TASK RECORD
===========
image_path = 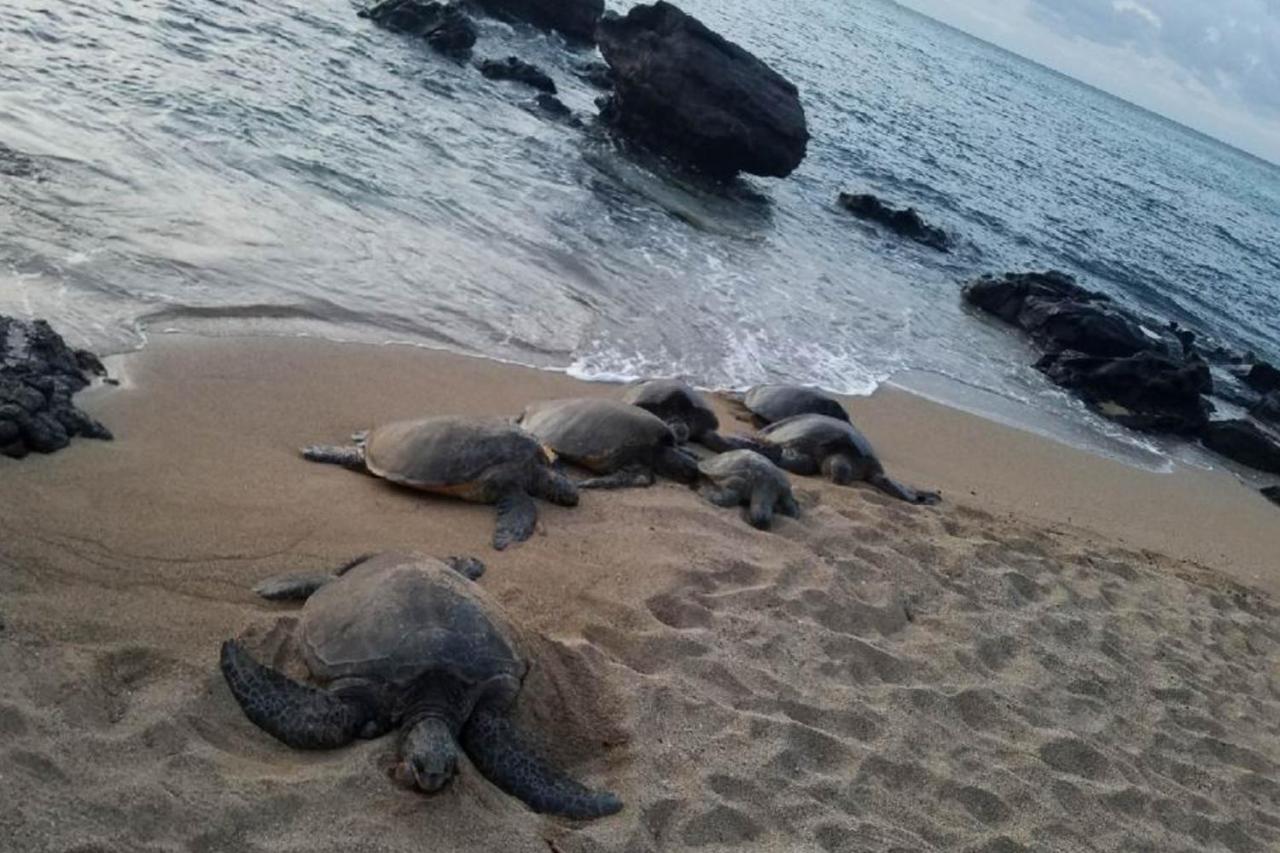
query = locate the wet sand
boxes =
[1,335,1278,852]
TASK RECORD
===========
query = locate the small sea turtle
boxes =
[758,414,939,504]
[220,552,622,820]
[697,450,799,529]
[519,398,698,489]
[303,417,577,550]
[744,384,850,426]
[623,378,764,454]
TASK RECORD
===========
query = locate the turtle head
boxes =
[398,717,458,794]
[822,454,855,486]
[669,419,692,444]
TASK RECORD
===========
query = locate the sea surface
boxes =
[3,0,1280,465]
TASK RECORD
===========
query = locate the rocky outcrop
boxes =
[597,2,809,179]
[1,316,112,458]
[471,0,603,43]
[477,56,556,93]
[1036,350,1211,435]
[359,0,478,55]
[1201,420,1280,475]
[1243,361,1280,395]
[837,193,950,252]
[1262,486,1280,507]
[573,60,614,90]
[1252,393,1280,427]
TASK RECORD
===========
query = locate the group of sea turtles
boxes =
[219,380,939,820]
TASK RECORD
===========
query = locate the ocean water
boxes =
[3,0,1279,461]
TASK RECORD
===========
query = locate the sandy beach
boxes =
[2,334,1279,853]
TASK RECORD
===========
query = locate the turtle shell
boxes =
[744,385,849,425]
[622,380,719,437]
[298,552,526,706]
[759,414,876,462]
[698,449,789,490]
[364,416,545,499]
[520,398,674,473]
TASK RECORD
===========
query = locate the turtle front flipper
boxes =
[220,640,371,749]
[653,446,699,485]
[461,707,622,820]
[494,490,538,550]
[302,444,365,471]
[253,574,336,602]
[868,472,941,505]
[699,430,778,462]
[579,467,654,490]
[699,485,742,509]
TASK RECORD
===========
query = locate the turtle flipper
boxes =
[579,468,654,490]
[868,472,941,505]
[220,640,369,749]
[699,430,778,462]
[302,444,365,471]
[253,574,336,601]
[778,493,801,518]
[461,708,622,820]
[747,487,775,529]
[494,490,538,550]
[653,446,699,485]
[699,485,741,508]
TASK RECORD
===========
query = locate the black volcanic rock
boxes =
[1,315,112,458]
[1202,420,1280,475]
[359,0,477,55]
[477,56,557,93]
[1253,392,1280,426]
[838,193,950,252]
[1262,486,1280,507]
[472,0,603,43]
[1243,361,1280,394]
[964,271,1108,325]
[573,59,614,90]
[597,2,809,179]
[1036,350,1212,435]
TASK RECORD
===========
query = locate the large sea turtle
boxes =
[743,384,851,426]
[697,449,799,529]
[622,379,762,454]
[220,552,622,820]
[303,417,577,550]
[758,414,940,504]
[519,398,699,489]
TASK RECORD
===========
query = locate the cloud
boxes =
[896,0,1280,162]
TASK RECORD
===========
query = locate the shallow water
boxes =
[2,0,1279,462]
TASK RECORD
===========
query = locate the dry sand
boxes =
[1,335,1278,853]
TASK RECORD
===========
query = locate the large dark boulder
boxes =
[1,316,112,458]
[1243,361,1280,394]
[1202,420,1280,475]
[1036,350,1212,435]
[477,56,557,93]
[837,193,950,252]
[1263,486,1280,507]
[359,0,477,55]
[472,0,603,43]
[597,2,809,179]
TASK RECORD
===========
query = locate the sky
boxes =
[895,0,1280,164]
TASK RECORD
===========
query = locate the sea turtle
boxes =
[220,552,622,820]
[758,414,940,504]
[622,378,764,454]
[302,417,577,550]
[743,384,851,426]
[519,398,699,489]
[697,450,799,529]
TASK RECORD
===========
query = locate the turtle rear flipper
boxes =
[868,472,941,505]
[220,640,372,749]
[494,490,538,550]
[579,467,654,490]
[461,707,622,820]
[302,444,365,470]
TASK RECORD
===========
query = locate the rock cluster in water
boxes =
[597,2,809,179]
[472,0,604,44]
[477,56,557,93]
[964,271,1280,478]
[838,193,950,252]
[1,315,113,458]
[359,0,478,55]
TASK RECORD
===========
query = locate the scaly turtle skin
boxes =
[302,417,578,550]
[622,379,767,454]
[697,450,799,529]
[518,398,698,489]
[758,414,940,505]
[743,385,850,426]
[220,552,622,820]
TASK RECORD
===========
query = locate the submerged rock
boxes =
[477,56,557,93]
[1202,420,1280,475]
[472,0,604,44]
[359,0,477,55]
[837,193,950,252]
[597,2,809,179]
[1,315,112,458]
[1037,350,1212,435]
[1262,486,1280,507]
[532,93,576,123]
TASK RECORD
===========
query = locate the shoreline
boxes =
[4,333,1279,852]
